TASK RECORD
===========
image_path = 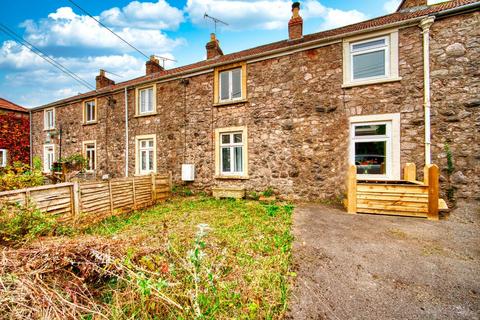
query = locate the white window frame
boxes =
[349,113,400,180]
[136,85,156,116]
[350,36,389,82]
[342,29,400,88]
[43,144,56,173]
[84,100,97,124]
[0,149,7,167]
[44,108,55,130]
[219,68,243,103]
[214,126,248,179]
[135,134,157,175]
[219,132,244,176]
[83,141,97,172]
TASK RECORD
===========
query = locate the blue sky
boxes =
[0,0,401,107]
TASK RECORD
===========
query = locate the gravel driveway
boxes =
[288,201,480,319]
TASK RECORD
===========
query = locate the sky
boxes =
[0,0,402,108]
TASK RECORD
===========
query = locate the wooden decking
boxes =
[346,163,443,220]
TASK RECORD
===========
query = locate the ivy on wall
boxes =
[0,113,30,165]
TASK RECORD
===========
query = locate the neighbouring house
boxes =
[30,0,479,201]
[0,97,30,167]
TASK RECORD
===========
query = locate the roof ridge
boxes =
[36,0,478,109]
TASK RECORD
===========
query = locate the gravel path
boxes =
[288,201,480,319]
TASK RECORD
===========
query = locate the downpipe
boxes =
[420,16,435,165]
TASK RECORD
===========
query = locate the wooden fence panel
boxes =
[0,174,171,224]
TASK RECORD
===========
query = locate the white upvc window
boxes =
[43,144,55,173]
[349,114,400,180]
[44,108,55,130]
[219,68,242,102]
[350,36,389,81]
[84,100,96,123]
[138,87,155,115]
[135,135,156,175]
[83,141,96,171]
[342,30,400,87]
[0,149,7,167]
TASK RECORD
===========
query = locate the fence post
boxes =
[427,164,439,221]
[403,163,416,182]
[132,177,137,210]
[347,165,357,214]
[151,173,156,204]
[72,182,80,224]
[108,180,114,214]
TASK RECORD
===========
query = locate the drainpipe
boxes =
[420,16,435,165]
[29,109,32,167]
[124,87,129,177]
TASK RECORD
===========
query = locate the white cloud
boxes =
[383,0,401,13]
[21,6,184,54]
[100,0,184,30]
[185,0,368,31]
[0,41,177,107]
[319,8,367,30]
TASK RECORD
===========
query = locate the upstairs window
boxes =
[44,108,55,130]
[214,62,247,105]
[0,149,6,167]
[137,86,155,115]
[342,31,400,87]
[219,68,242,102]
[84,100,96,124]
[351,36,389,81]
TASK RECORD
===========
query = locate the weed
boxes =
[262,187,275,197]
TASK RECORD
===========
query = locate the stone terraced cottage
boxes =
[30,0,479,201]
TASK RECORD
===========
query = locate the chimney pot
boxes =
[146,55,164,75]
[288,2,303,41]
[206,33,223,59]
[95,69,115,90]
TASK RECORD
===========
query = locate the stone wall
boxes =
[31,11,479,201]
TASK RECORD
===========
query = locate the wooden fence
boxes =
[0,173,171,224]
[346,163,442,220]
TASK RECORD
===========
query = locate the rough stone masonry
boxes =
[30,8,479,201]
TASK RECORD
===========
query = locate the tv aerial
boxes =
[203,13,229,34]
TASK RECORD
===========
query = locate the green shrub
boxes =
[172,185,194,197]
[0,202,56,245]
[0,161,44,191]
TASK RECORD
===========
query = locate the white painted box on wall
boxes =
[181,164,195,181]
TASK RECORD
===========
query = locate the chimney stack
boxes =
[146,55,164,75]
[206,33,224,59]
[288,2,303,40]
[95,69,115,90]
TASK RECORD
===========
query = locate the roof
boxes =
[0,97,28,113]
[37,0,479,109]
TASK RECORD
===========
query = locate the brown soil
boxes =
[288,201,480,319]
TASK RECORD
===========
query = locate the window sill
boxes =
[83,121,98,126]
[214,99,247,107]
[342,77,402,88]
[134,112,158,118]
[215,175,249,180]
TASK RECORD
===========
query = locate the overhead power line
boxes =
[66,0,150,60]
[0,23,95,91]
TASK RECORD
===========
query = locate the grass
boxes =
[86,196,294,319]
